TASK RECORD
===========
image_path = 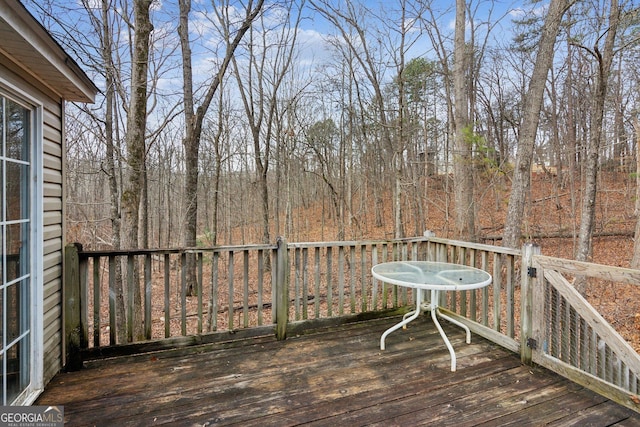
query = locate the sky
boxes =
[22,0,539,123]
[292,0,532,59]
[165,0,535,93]
[23,0,536,84]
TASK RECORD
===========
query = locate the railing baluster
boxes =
[271,248,277,325]
[163,253,170,338]
[198,252,204,334]
[350,245,356,314]
[180,252,187,336]
[92,256,101,348]
[381,244,389,309]
[506,254,514,338]
[469,249,477,322]
[211,252,219,331]
[314,247,320,318]
[228,251,234,331]
[481,251,489,327]
[108,255,116,345]
[126,254,134,342]
[360,245,367,313]
[294,248,301,320]
[371,245,379,310]
[243,250,249,328]
[257,249,264,325]
[302,248,308,320]
[492,252,502,332]
[326,247,333,317]
[338,246,345,316]
[144,254,152,340]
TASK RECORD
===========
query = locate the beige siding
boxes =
[43,224,61,242]
[43,325,62,383]
[43,266,62,296]
[43,196,62,213]
[43,211,62,227]
[43,182,62,198]
[43,126,62,155]
[43,168,62,185]
[43,152,62,172]
[42,98,65,385]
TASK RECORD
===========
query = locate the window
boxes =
[0,94,32,405]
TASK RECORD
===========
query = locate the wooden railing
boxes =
[525,249,640,412]
[63,235,640,411]
[64,236,520,349]
[64,242,279,353]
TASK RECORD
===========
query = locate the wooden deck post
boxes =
[64,243,85,371]
[275,236,289,340]
[520,242,540,365]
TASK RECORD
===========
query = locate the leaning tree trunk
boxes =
[178,0,264,295]
[575,0,619,269]
[502,0,575,249]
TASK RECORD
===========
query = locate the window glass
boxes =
[5,337,29,404]
[5,161,28,222]
[5,223,27,284]
[6,99,28,162]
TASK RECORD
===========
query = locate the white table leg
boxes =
[430,289,457,372]
[436,310,471,344]
[401,287,427,325]
[380,288,423,350]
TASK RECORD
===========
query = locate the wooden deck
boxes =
[36,316,640,426]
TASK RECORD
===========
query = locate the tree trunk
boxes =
[101,0,126,344]
[121,0,153,342]
[452,0,475,241]
[633,118,640,267]
[575,0,620,266]
[178,0,264,293]
[502,0,575,248]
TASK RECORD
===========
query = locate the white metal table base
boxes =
[380,288,471,372]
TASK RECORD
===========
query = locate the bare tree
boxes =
[452,0,475,241]
[502,0,576,248]
[178,0,264,295]
[311,0,407,238]
[99,0,126,343]
[120,0,153,341]
[575,0,621,266]
[231,0,302,248]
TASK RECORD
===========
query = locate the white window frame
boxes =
[0,79,44,406]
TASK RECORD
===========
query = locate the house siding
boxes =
[41,104,65,386]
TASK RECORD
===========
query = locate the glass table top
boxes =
[371,261,492,291]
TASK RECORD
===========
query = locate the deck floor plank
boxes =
[36,316,640,426]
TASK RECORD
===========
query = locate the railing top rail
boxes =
[74,236,522,258]
[424,236,522,256]
[77,243,277,258]
[286,237,432,249]
[535,254,640,285]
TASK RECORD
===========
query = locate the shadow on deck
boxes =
[37,316,640,426]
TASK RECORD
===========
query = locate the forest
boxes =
[24,0,640,267]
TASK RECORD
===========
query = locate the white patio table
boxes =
[371,261,492,371]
